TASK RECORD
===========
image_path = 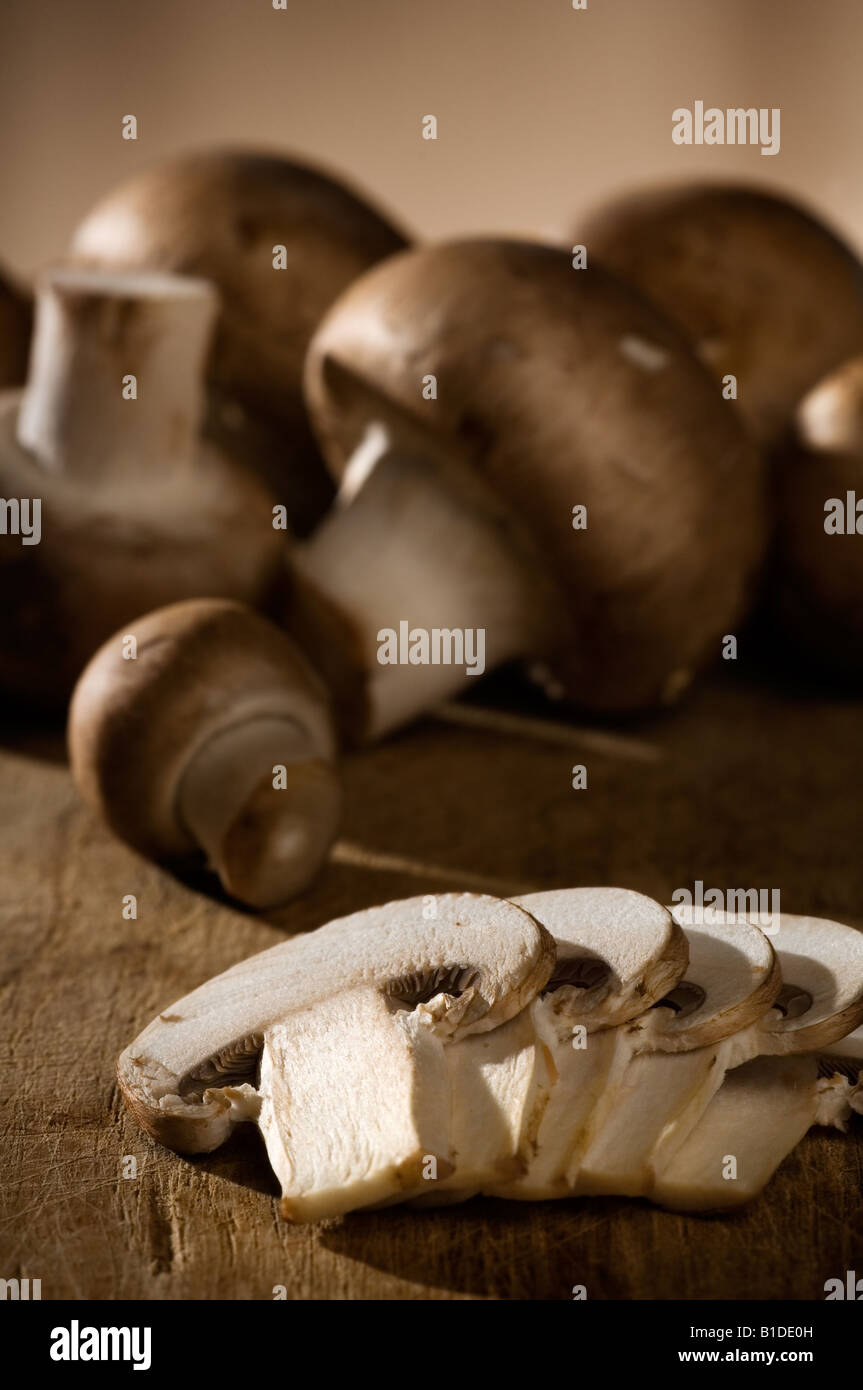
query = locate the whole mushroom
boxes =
[573,183,863,447]
[0,266,285,705]
[68,599,341,909]
[69,150,409,533]
[284,238,766,738]
[0,264,31,387]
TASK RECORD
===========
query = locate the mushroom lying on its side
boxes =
[0,265,31,388]
[68,600,341,910]
[573,183,863,447]
[69,150,409,534]
[116,894,555,1181]
[288,239,766,739]
[0,268,285,705]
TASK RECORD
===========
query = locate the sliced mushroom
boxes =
[0,264,31,388]
[574,183,863,446]
[768,357,863,677]
[116,893,555,1157]
[68,599,341,909]
[0,268,284,705]
[290,239,765,738]
[417,888,689,1204]
[594,908,863,1195]
[750,912,863,1054]
[573,916,780,1196]
[820,1025,863,1112]
[652,1054,855,1212]
[257,984,458,1221]
[70,150,409,534]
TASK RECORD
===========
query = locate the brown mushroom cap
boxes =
[69,151,410,531]
[0,266,32,388]
[576,183,863,446]
[305,238,766,712]
[68,599,340,906]
[769,356,863,675]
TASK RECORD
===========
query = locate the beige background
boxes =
[0,0,861,276]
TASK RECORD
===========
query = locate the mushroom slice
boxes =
[257,985,457,1221]
[117,893,554,1157]
[819,1024,863,1109]
[69,599,342,909]
[652,1054,855,1212]
[593,908,863,1197]
[572,917,780,1195]
[414,888,688,1204]
[666,908,863,1060]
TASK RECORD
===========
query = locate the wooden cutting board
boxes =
[1,668,861,1300]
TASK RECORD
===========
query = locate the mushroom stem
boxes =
[292,422,541,739]
[177,715,341,907]
[17,267,216,490]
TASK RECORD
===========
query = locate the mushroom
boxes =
[414,887,689,1205]
[651,1054,855,1212]
[115,894,555,1183]
[577,908,863,1197]
[0,266,285,704]
[288,238,765,736]
[69,150,409,535]
[573,183,863,447]
[68,599,341,909]
[767,357,863,677]
[0,264,31,387]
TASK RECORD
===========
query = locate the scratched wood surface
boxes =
[1,664,861,1301]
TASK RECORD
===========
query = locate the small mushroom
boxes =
[291,238,765,736]
[69,150,409,534]
[68,599,341,910]
[418,887,689,1205]
[768,357,863,677]
[0,267,285,704]
[574,183,863,447]
[0,264,31,387]
[116,893,555,1173]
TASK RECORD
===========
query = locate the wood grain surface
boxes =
[1,666,861,1301]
